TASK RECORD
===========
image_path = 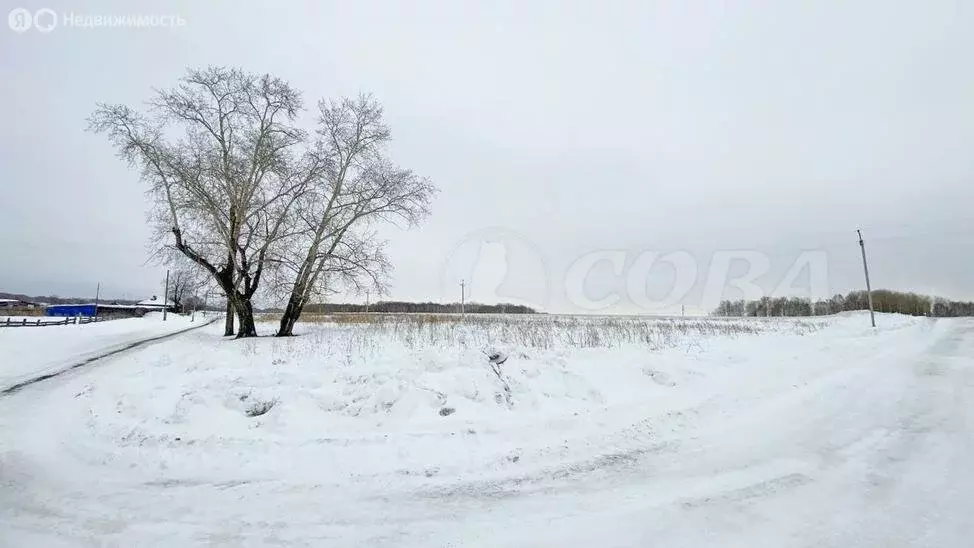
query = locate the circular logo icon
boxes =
[33,8,57,32]
[439,226,550,312]
[8,7,32,32]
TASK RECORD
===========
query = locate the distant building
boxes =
[47,296,175,318]
[46,304,98,317]
[136,296,175,310]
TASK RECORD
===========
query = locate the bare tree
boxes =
[90,69,434,338]
[89,67,325,337]
[274,96,436,336]
[166,266,206,313]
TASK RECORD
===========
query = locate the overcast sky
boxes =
[1,0,972,313]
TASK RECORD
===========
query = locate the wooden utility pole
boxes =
[94,282,100,318]
[460,279,465,316]
[163,269,170,321]
[857,229,876,327]
[365,292,370,314]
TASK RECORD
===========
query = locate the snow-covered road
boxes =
[0,313,202,392]
[1,315,972,546]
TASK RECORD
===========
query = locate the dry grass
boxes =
[258,313,465,325]
[257,313,823,350]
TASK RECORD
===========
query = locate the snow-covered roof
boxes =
[136,297,175,307]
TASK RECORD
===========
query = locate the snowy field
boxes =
[1,312,973,546]
[0,312,201,392]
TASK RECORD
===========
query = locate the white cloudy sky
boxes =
[1,0,972,313]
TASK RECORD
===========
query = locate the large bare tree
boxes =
[90,69,433,338]
[89,67,325,337]
[274,96,436,336]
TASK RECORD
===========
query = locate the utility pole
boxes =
[365,291,370,314]
[857,229,876,327]
[163,269,170,321]
[94,282,100,319]
[460,279,465,316]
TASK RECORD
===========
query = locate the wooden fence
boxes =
[1,316,110,328]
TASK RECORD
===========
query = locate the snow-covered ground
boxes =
[0,312,202,391]
[1,312,972,546]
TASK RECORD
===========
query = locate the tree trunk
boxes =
[233,296,258,338]
[224,299,235,336]
[276,293,303,337]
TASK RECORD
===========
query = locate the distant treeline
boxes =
[288,301,538,315]
[713,290,974,318]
